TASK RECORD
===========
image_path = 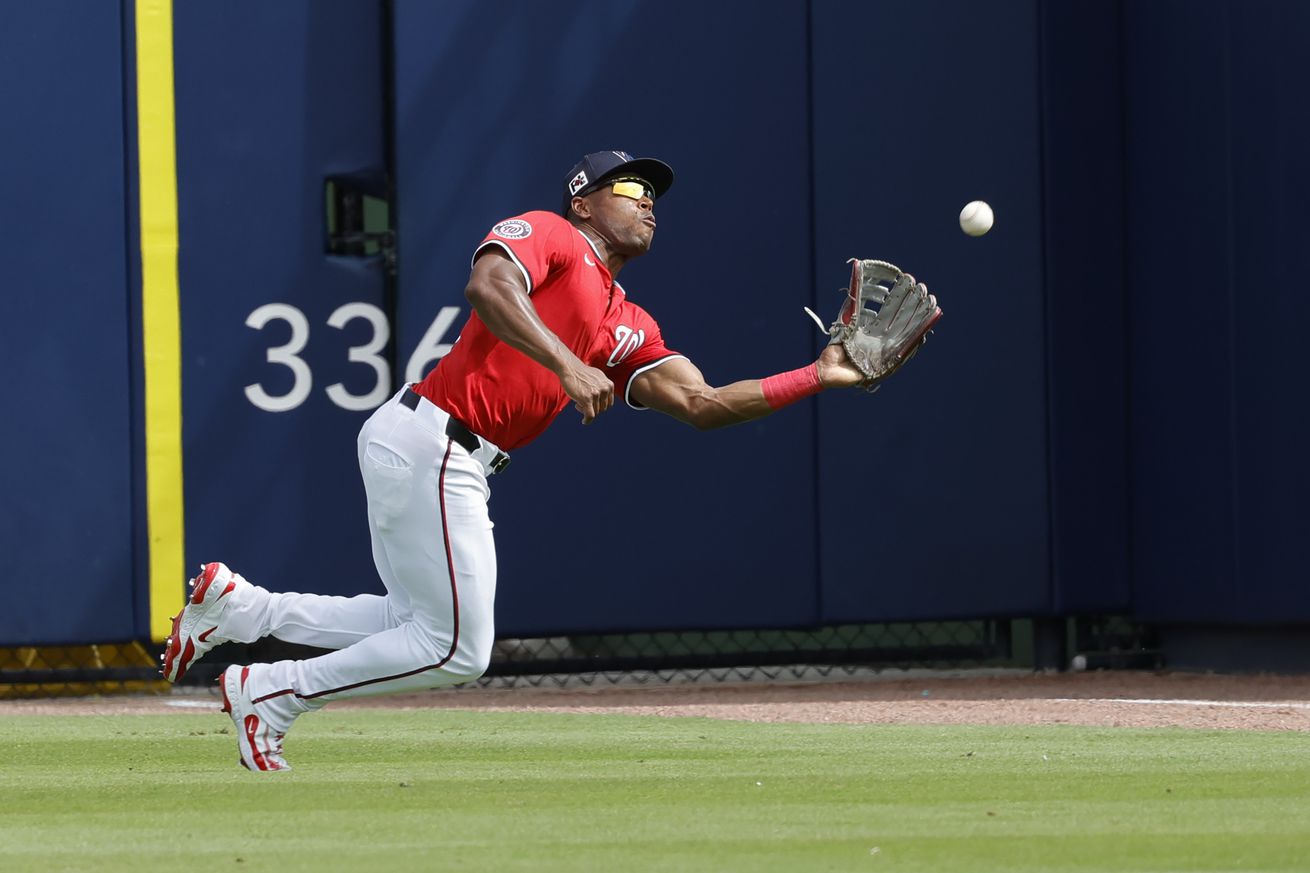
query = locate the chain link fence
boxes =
[482,621,1014,687]
[0,616,1160,698]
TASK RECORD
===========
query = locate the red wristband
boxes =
[760,363,823,410]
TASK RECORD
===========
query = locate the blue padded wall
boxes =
[812,0,1051,622]
[1124,1,1234,623]
[1125,0,1310,624]
[1223,1,1310,623]
[0,2,136,644]
[16,0,1310,650]
[1039,0,1131,614]
[392,0,818,635]
[173,2,387,597]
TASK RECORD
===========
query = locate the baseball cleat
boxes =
[220,665,291,772]
[161,562,246,683]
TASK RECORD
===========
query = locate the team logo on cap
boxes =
[568,171,589,195]
[491,219,532,240]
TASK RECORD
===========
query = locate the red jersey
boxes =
[416,211,684,451]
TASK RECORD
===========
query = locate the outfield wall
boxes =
[1,1,138,644]
[2,1,1307,662]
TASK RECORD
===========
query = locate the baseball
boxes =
[959,200,994,237]
[1070,654,1088,672]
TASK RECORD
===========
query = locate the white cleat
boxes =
[161,562,246,683]
[220,665,291,772]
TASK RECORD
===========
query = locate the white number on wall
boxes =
[405,305,462,384]
[244,303,312,413]
[325,303,391,411]
[244,304,464,412]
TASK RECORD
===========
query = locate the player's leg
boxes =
[221,587,397,648]
[247,442,497,706]
[223,418,427,649]
[164,407,419,683]
[217,497,421,653]
[221,393,497,769]
[161,556,405,683]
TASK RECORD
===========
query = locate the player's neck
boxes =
[576,222,627,277]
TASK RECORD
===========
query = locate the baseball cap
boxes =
[562,150,674,214]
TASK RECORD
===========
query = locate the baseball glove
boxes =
[827,258,941,388]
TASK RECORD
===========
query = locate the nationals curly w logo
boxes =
[606,324,646,367]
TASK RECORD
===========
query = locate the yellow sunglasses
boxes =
[606,177,655,202]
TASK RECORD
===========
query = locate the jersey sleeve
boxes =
[605,302,687,410]
[471,211,574,294]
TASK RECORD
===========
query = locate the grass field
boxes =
[2,708,1308,872]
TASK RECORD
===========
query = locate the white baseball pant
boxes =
[219,387,500,716]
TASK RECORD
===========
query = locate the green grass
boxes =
[1,709,1308,872]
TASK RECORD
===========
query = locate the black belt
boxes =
[401,389,510,474]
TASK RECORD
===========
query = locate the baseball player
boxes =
[162,150,935,771]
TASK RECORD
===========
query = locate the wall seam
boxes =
[382,0,401,391]
[1117,0,1137,622]
[120,0,146,640]
[1222,0,1241,612]
[805,0,823,626]
[1035,0,1058,619]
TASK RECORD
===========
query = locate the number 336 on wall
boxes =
[243,302,461,413]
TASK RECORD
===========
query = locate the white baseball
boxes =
[1070,654,1088,672]
[959,200,994,237]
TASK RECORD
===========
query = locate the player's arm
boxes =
[630,345,867,430]
[464,248,614,423]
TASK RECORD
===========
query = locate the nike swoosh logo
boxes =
[198,627,217,642]
[584,254,596,267]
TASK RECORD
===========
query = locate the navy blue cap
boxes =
[562,150,674,214]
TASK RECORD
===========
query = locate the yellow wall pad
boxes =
[135,0,185,642]
[0,643,168,699]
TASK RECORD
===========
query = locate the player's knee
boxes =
[450,637,492,682]
[420,628,491,684]
[412,609,492,682]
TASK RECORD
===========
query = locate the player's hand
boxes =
[815,343,871,389]
[559,362,615,424]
